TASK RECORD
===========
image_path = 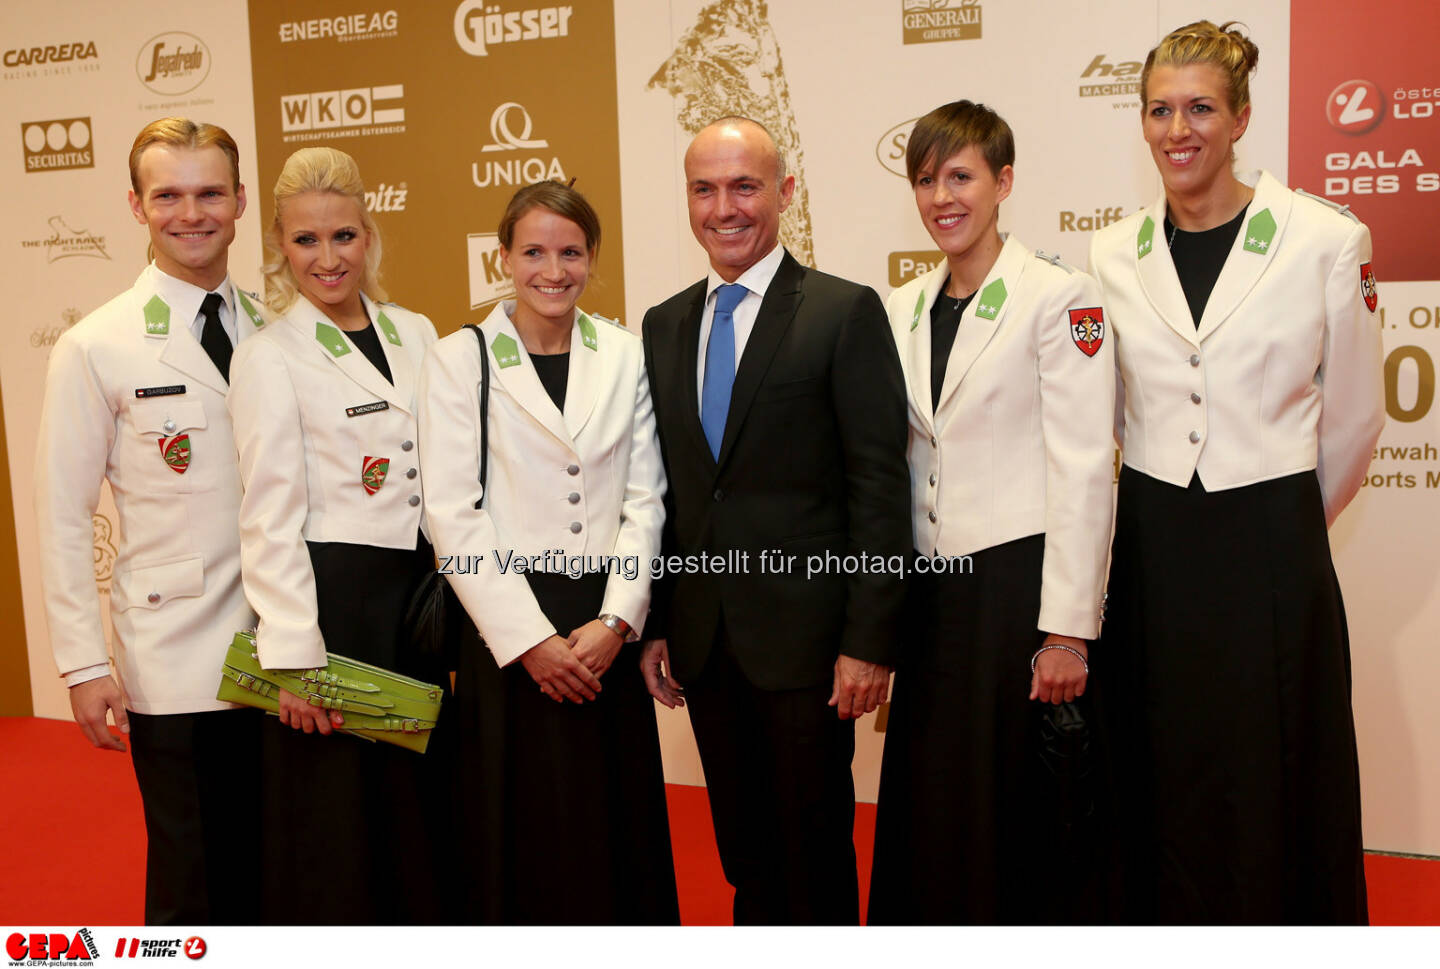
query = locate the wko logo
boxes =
[454,2,574,56]
[472,102,565,188]
[6,930,99,964]
[20,118,93,172]
[136,32,210,96]
[467,232,515,309]
[280,85,404,142]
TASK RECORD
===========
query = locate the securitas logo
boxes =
[279,10,399,43]
[471,102,566,188]
[280,85,404,143]
[1078,54,1141,99]
[6,929,99,965]
[453,2,574,57]
[136,32,210,96]
[1327,79,1385,134]
[20,118,93,172]
[901,0,981,46]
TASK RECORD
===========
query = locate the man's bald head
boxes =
[683,116,796,282]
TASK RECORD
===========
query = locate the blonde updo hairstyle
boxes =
[1141,20,1260,116]
[262,146,387,314]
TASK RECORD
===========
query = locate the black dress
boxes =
[1095,215,1368,924]
[868,287,1102,925]
[259,323,456,925]
[452,350,680,925]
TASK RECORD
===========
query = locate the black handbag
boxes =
[405,324,490,662]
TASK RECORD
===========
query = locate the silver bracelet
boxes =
[1030,644,1089,674]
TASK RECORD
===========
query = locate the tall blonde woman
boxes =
[229,147,449,924]
[867,101,1116,924]
[419,181,677,924]
[1089,21,1383,924]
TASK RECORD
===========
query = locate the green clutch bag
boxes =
[217,630,443,754]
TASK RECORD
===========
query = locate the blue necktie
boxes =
[700,283,748,459]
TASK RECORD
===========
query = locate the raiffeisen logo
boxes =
[1327,79,1385,134]
[453,2,574,57]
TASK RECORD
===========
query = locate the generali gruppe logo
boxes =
[136,32,210,96]
[280,85,404,142]
[901,0,981,46]
[20,118,93,172]
[6,930,99,965]
[472,102,566,188]
[453,2,574,57]
[1327,79,1385,134]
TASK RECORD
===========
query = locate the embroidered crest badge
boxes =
[362,456,390,495]
[1068,307,1105,357]
[158,434,191,473]
[1360,262,1378,313]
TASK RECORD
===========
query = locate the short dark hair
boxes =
[497,180,601,255]
[904,100,1014,185]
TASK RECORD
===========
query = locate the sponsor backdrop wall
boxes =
[3,0,1437,856]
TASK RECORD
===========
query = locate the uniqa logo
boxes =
[875,119,917,178]
[472,102,565,187]
[1326,79,1384,135]
[136,32,209,96]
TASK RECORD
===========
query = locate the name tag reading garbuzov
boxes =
[135,385,186,398]
[345,401,390,418]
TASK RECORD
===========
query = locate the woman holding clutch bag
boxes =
[866,100,1117,924]
[419,180,678,924]
[229,146,449,924]
[1089,21,1382,923]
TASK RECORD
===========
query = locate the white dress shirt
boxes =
[694,243,786,407]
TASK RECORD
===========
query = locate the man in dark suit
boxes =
[640,117,910,924]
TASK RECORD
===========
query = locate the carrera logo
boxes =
[20,118,93,172]
[6,929,99,964]
[1327,79,1384,134]
[453,2,574,57]
[3,41,97,67]
[136,32,210,96]
[281,86,404,141]
[472,102,566,188]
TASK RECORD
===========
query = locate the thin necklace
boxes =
[1167,220,1179,250]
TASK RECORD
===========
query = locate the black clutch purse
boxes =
[405,324,489,662]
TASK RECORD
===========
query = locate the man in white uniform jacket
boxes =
[33,119,264,924]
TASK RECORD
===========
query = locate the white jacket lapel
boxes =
[1134,195,1200,347]
[1196,171,1291,343]
[482,303,573,450]
[934,235,1026,415]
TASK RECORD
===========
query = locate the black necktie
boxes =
[198,292,232,381]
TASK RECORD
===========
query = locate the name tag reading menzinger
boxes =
[346,401,390,418]
[135,385,186,398]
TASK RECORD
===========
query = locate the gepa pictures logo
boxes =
[6,929,99,964]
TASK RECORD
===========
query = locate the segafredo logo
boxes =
[136,32,210,96]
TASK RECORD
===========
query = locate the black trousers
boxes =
[127,707,262,925]
[683,629,859,925]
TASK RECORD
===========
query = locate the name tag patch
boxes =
[136,385,186,398]
[346,401,390,418]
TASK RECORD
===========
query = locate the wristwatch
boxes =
[598,613,633,641]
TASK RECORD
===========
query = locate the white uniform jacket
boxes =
[1089,170,1385,526]
[229,293,436,669]
[418,302,666,668]
[886,236,1116,639]
[34,264,267,713]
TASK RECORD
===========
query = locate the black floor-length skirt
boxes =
[868,536,1104,925]
[259,536,456,925]
[453,570,680,925]
[1095,467,1368,925]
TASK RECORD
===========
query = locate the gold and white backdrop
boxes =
[3,0,1437,857]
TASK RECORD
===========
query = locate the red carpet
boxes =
[1,715,1435,926]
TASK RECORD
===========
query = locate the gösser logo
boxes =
[1326,79,1384,134]
[453,2,574,57]
[20,117,93,172]
[136,32,210,96]
[472,102,565,188]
